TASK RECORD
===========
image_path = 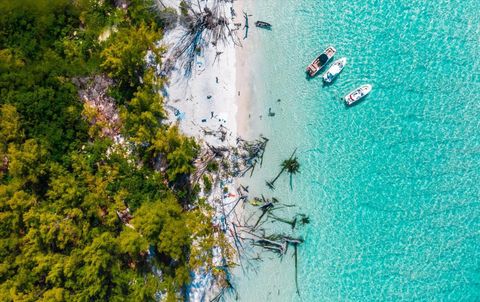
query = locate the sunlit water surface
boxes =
[230,1,480,301]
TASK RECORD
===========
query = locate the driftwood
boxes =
[187,130,306,300]
[247,231,303,256]
[252,201,274,229]
[236,136,268,177]
[269,213,310,230]
[293,242,300,296]
[226,188,247,217]
[190,132,268,190]
[228,190,308,299]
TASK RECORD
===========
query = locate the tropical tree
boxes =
[267,150,300,190]
[100,22,163,94]
[0,0,217,300]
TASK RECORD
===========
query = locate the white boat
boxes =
[322,57,347,83]
[344,84,372,105]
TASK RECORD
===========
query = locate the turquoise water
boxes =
[231,0,480,301]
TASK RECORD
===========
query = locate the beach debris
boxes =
[207,95,212,99]
[247,231,304,256]
[73,75,121,139]
[294,242,300,296]
[181,127,303,300]
[269,213,310,230]
[268,107,275,117]
[218,125,227,141]
[235,136,269,177]
[115,207,134,229]
[226,187,248,217]
[227,191,308,298]
[253,202,274,229]
[213,51,223,64]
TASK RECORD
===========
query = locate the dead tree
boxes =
[235,136,269,177]
[162,0,242,77]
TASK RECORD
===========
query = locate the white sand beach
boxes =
[234,0,253,139]
[158,1,254,300]
[161,2,239,146]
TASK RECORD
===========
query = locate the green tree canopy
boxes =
[0,0,216,301]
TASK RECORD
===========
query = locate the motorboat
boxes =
[255,21,272,29]
[306,46,336,77]
[344,84,372,105]
[322,57,347,83]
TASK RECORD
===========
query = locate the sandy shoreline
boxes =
[234,0,264,141]
[161,0,254,144]
[161,4,237,147]
[159,1,254,300]
[233,0,251,139]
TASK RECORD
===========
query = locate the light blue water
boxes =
[231,0,480,301]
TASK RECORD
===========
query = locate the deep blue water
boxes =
[232,0,480,301]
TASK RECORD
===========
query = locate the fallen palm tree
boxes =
[268,213,310,230]
[266,149,300,190]
[230,193,308,297]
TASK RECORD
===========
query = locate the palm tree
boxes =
[266,149,300,190]
[284,156,300,190]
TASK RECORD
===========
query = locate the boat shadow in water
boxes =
[322,74,343,87]
[322,79,336,87]
[305,72,317,81]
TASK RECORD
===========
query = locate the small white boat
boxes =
[322,57,347,83]
[344,84,372,105]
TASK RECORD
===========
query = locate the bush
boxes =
[179,1,189,16]
[158,7,178,30]
[206,160,219,172]
[203,175,212,193]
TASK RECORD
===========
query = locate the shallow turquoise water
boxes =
[231,0,480,301]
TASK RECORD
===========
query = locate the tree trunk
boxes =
[271,166,286,185]
[294,243,300,296]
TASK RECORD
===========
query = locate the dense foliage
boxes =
[0,0,218,300]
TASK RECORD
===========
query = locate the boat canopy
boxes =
[318,53,329,65]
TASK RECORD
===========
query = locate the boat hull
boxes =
[344,84,372,105]
[322,57,347,83]
[255,21,272,29]
[306,46,336,77]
